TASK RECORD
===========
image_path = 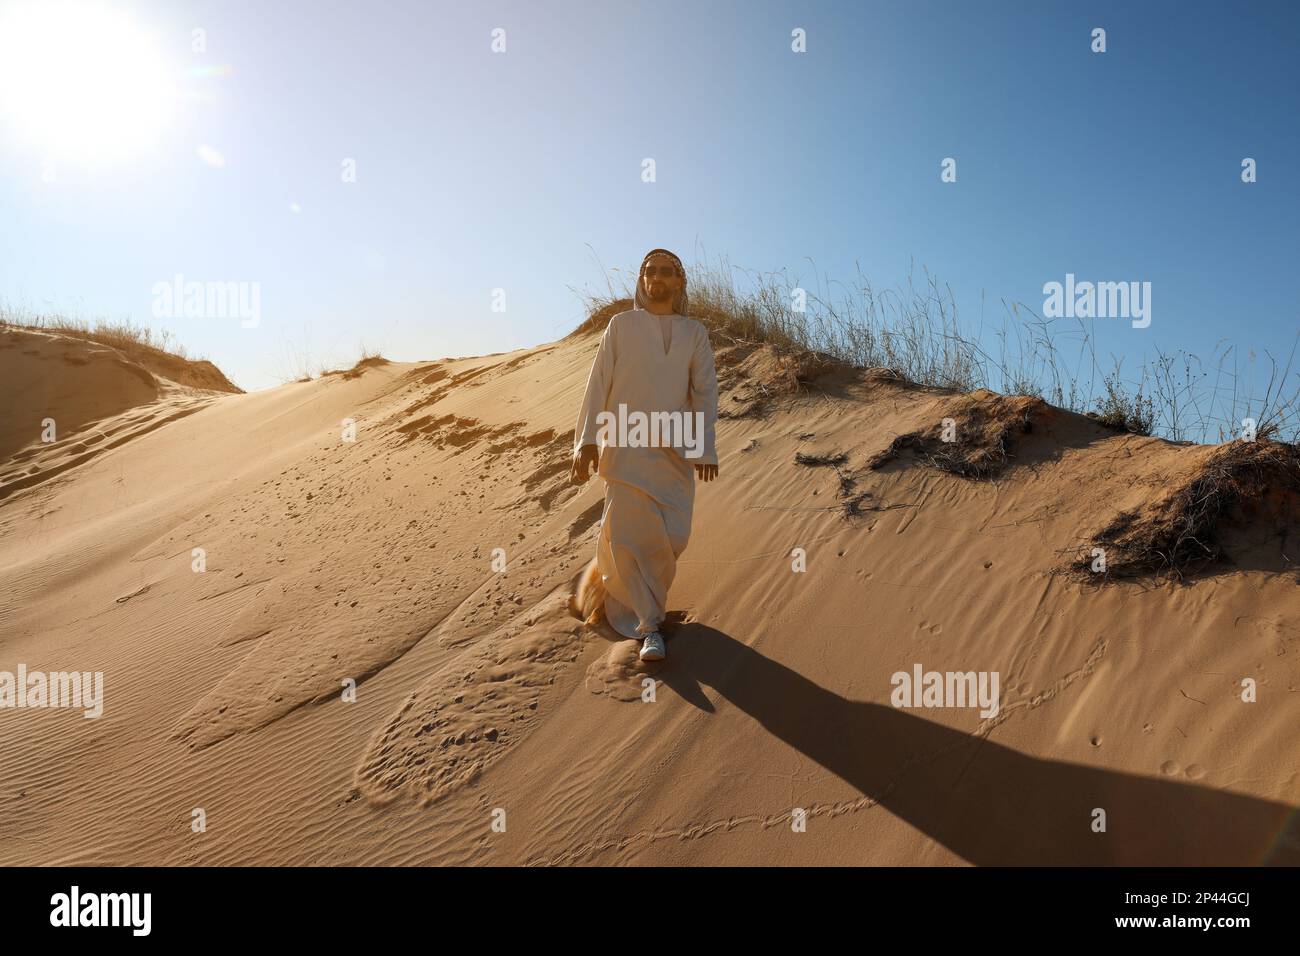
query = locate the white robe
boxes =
[573,309,719,638]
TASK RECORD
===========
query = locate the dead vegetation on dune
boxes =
[794,450,848,467]
[322,353,392,380]
[716,342,857,420]
[784,391,1049,522]
[793,449,882,519]
[868,392,1047,480]
[1,312,242,393]
[1071,437,1300,580]
[571,254,1300,445]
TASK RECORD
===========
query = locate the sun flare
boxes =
[0,1,176,164]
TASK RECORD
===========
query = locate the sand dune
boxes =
[2,321,1298,866]
[0,327,239,502]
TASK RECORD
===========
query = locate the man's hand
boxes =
[695,463,718,482]
[570,443,600,484]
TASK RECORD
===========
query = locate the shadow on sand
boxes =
[656,622,1300,866]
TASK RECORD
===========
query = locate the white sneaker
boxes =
[638,632,667,662]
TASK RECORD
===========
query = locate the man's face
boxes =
[641,255,681,304]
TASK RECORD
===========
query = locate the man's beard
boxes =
[645,281,673,302]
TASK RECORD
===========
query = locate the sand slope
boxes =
[1,327,1298,866]
[0,327,238,502]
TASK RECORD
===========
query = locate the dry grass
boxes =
[569,251,1300,445]
[322,347,391,380]
[1089,371,1156,436]
[1073,437,1300,579]
[2,307,193,358]
[794,450,848,467]
[1,306,241,393]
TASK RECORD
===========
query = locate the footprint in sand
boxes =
[585,639,656,701]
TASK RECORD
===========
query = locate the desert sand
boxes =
[1,315,1298,866]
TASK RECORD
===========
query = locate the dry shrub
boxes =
[868,393,1045,480]
[794,450,848,467]
[1074,438,1300,579]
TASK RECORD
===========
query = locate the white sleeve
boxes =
[573,319,616,455]
[688,324,719,465]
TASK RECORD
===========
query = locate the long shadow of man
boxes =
[656,623,1300,866]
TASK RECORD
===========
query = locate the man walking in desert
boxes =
[570,248,719,662]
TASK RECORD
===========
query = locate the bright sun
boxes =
[0,2,176,164]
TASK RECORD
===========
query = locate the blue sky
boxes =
[1,0,1296,397]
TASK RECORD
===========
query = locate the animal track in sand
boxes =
[533,637,1115,865]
